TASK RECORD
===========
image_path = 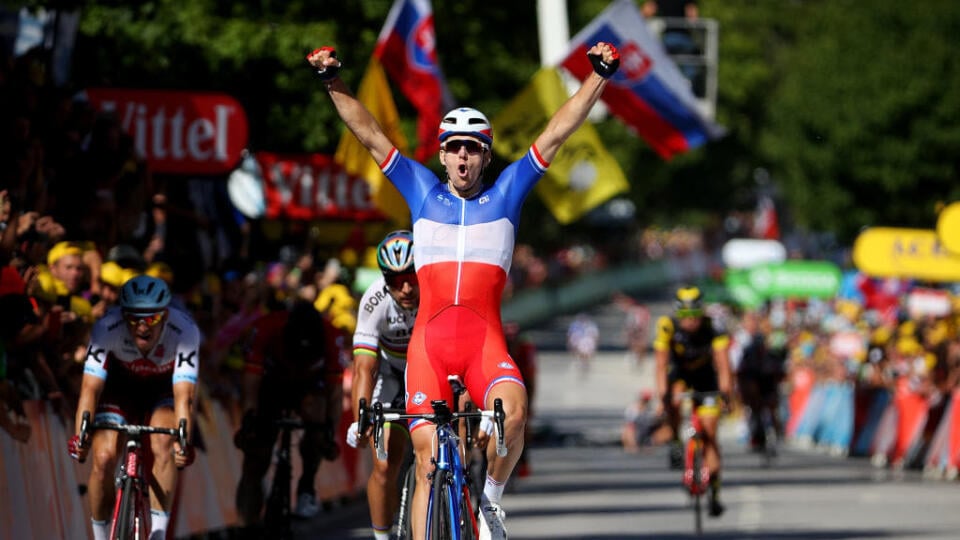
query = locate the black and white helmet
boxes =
[376,230,414,276]
[438,107,493,146]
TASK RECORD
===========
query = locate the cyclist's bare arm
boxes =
[712,344,733,397]
[351,353,379,445]
[70,374,105,461]
[307,48,393,164]
[534,42,616,163]
[172,381,195,466]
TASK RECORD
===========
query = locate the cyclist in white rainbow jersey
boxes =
[348,230,419,540]
[309,41,620,540]
[68,275,199,540]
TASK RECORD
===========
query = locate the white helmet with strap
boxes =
[438,107,493,146]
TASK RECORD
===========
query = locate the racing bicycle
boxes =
[363,379,506,540]
[77,411,188,540]
[263,414,304,540]
[676,391,721,536]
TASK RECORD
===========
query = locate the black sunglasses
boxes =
[386,272,418,290]
[442,139,486,154]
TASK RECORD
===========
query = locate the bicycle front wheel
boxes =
[429,470,452,540]
[114,477,137,540]
[692,442,704,535]
[397,464,417,540]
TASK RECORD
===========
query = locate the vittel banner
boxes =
[85,88,249,175]
[256,152,386,221]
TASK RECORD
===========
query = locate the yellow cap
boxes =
[100,261,126,288]
[145,262,174,285]
[47,241,83,267]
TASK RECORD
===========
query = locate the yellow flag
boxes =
[492,67,629,224]
[334,59,410,226]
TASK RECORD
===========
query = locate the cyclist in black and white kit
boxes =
[347,230,419,540]
[68,275,199,540]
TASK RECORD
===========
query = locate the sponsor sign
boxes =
[746,261,841,299]
[257,152,387,221]
[830,331,865,360]
[85,88,248,175]
[723,269,764,308]
[936,202,960,255]
[853,227,960,282]
[721,238,787,269]
[906,288,952,318]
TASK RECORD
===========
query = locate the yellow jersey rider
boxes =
[654,285,732,517]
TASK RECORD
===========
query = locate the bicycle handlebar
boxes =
[78,411,189,463]
[363,398,507,461]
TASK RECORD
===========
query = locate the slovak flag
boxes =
[374,0,453,163]
[560,0,724,159]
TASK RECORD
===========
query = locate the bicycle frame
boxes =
[78,411,186,540]
[676,391,719,536]
[364,396,506,540]
[264,416,304,540]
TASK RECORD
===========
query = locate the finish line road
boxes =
[291,352,960,540]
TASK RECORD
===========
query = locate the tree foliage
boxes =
[56,0,960,244]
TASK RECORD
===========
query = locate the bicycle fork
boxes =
[682,426,710,495]
[109,441,148,539]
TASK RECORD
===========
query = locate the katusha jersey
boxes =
[380,146,547,420]
[83,306,200,387]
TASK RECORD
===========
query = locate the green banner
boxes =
[747,260,842,299]
[724,269,765,308]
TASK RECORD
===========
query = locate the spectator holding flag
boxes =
[307,39,620,540]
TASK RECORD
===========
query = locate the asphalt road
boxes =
[291,351,960,540]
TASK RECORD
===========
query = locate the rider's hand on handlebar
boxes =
[475,416,494,448]
[67,433,87,462]
[174,441,195,469]
[346,421,361,449]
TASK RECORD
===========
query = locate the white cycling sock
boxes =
[91,518,110,540]
[148,509,170,540]
[482,475,506,505]
[373,530,391,540]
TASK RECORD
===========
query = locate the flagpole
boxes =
[536,0,569,66]
[537,0,607,121]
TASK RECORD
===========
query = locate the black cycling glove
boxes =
[588,45,620,79]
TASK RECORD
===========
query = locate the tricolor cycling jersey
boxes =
[380,146,547,418]
[353,276,417,374]
[83,306,200,386]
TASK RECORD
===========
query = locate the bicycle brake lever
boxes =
[493,398,507,458]
[177,419,188,455]
[373,402,388,461]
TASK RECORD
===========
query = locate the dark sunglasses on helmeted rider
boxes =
[386,272,418,290]
[441,139,487,154]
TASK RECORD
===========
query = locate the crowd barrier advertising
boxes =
[937,202,960,255]
[852,227,960,282]
[0,396,370,540]
[84,88,249,176]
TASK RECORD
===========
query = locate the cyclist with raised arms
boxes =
[68,275,199,540]
[308,40,620,539]
[654,285,732,518]
[347,230,419,540]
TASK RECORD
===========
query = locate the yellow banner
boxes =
[492,68,628,224]
[936,201,960,255]
[852,227,960,282]
[334,59,410,226]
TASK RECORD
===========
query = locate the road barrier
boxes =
[0,395,369,539]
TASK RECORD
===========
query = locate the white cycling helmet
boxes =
[438,107,493,146]
[377,230,415,276]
